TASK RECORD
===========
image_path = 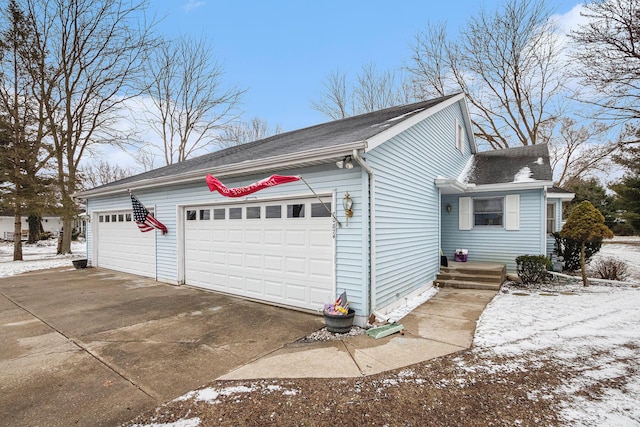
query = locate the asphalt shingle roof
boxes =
[94,94,459,191]
[466,144,553,185]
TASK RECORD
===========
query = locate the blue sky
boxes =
[152,0,583,133]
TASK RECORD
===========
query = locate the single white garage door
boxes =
[184,197,334,311]
[95,211,156,278]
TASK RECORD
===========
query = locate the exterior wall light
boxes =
[336,156,353,169]
[446,203,452,213]
[343,192,354,225]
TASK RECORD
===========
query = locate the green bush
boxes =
[516,255,552,285]
[552,232,602,272]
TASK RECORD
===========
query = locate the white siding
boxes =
[441,189,545,272]
[366,103,473,309]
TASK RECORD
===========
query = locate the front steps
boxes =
[435,261,506,291]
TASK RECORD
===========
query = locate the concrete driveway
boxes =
[0,267,324,427]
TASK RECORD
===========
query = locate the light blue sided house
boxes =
[78,94,572,326]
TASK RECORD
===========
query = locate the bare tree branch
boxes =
[140,34,246,165]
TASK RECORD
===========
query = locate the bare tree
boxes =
[216,117,282,148]
[26,0,157,254]
[311,69,350,120]
[312,63,413,120]
[134,145,159,172]
[409,0,568,149]
[140,34,245,165]
[549,117,618,187]
[570,0,640,122]
[79,160,132,190]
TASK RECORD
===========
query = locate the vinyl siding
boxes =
[86,163,368,314]
[442,189,545,272]
[366,102,473,309]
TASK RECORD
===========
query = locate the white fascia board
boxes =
[365,93,467,152]
[466,181,554,193]
[547,191,576,200]
[458,97,478,154]
[434,178,469,194]
[76,141,366,199]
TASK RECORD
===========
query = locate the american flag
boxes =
[130,194,168,234]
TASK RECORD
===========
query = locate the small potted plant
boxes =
[323,291,355,333]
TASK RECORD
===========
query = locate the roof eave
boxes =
[76,141,367,199]
[467,180,554,193]
[435,179,554,194]
[547,191,576,200]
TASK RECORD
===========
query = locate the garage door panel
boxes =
[264,230,282,245]
[285,230,306,246]
[184,197,334,311]
[286,283,306,303]
[264,255,282,272]
[96,210,156,278]
[245,254,262,270]
[285,257,306,274]
[228,229,243,243]
[245,277,262,295]
[265,280,283,298]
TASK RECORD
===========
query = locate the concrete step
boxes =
[437,261,506,291]
[434,279,502,291]
[436,272,502,283]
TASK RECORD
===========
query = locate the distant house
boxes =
[77,94,572,326]
[0,215,64,241]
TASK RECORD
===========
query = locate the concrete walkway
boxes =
[220,287,498,380]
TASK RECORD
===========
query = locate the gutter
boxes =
[435,179,555,194]
[351,148,376,320]
[75,141,367,199]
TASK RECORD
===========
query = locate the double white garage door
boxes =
[95,197,335,311]
[184,197,335,311]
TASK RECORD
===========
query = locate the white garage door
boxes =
[184,197,334,311]
[95,211,156,278]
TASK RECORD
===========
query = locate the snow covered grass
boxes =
[0,238,87,278]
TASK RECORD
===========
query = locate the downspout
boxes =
[543,185,548,255]
[351,149,376,318]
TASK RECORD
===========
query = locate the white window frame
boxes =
[459,194,520,231]
[546,202,556,234]
[456,120,464,152]
[473,197,504,227]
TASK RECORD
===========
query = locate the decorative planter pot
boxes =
[72,259,88,269]
[323,308,355,333]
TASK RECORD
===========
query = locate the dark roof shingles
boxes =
[467,144,553,185]
[94,95,459,190]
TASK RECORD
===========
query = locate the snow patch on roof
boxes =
[514,166,535,182]
[535,157,544,165]
[386,108,425,122]
[458,156,475,184]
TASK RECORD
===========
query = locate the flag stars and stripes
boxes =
[130,194,168,234]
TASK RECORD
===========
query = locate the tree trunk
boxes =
[27,215,41,244]
[13,213,23,261]
[580,241,589,286]
[57,217,73,255]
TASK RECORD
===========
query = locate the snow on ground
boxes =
[474,283,640,426]
[593,236,640,281]
[2,236,639,426]
[0,239,87,278]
